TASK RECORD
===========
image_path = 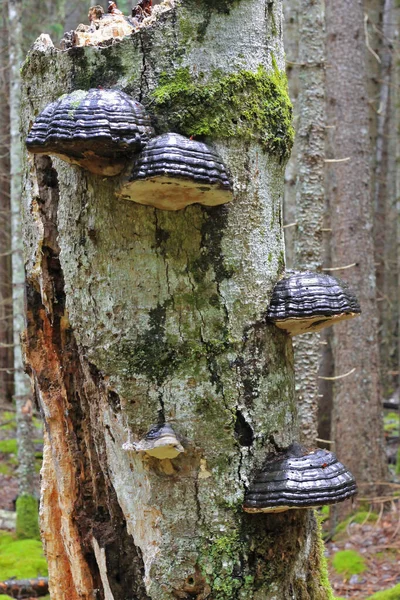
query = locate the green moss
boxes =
[384,412,399,435]
[332,550,366,579]
[396,447,400,475]
[16,494,40,540]
[316,519,335,600]
[0,439,17,454]
[366,583,400,599]
[0,595,14,599]
[0,531,47,580]
[335,510,378,534]
[151,64,294,160]
[0,463,13,475]
[200,532,245,599]
[0,412,16,431]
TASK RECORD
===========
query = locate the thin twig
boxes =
[319,367,356,381]
[323,263,357,272]
[364,13,382,63]
[283,222,297,229]
[324,157,351,163]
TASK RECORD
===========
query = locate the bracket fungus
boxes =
[266,271,361,335]
[116,133,233,210]
[243,443,357,513]
[26,89,155,176]
[122,423,184,460]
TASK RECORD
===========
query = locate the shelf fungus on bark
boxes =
[266,271,361,335]
[116,133,233,210]
[243,443,357,513]
[25,89,155,176]
[122,424,184,460]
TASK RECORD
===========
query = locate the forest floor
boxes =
[0,409,400,599]
[325,501,400,599]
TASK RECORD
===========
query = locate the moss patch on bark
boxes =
[151,63,294,160]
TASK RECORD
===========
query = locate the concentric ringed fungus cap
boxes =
[267,271,361,335]
[243,443,357,513]
[26,89,155,176]
[123,423,184,460]
[116,133,233,210]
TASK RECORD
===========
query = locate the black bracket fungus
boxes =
[116,133,233,210]
[243,442,357,513]
[26,89,155,176]
[122,423,184,460]
[266,271,361,336]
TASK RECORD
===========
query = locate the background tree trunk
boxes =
[0,1,14,407]
[325,0,387,499]
[8,0,37,525]
[22,2,332,599]
[291,0,325,446]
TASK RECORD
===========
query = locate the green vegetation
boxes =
[0,412,16,431]
[383,412,399,436]
[16,494,40,540]
[0,531,47,580]
[152,63,294,160]
[396,447,400,475]
[0,439,17,454]
[335,510,378,535]
[316,518,335,600]
[332,550,366,579]
[366,584,400,599]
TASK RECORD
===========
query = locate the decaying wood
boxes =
[0,577,49,598]
[21,2,332,599]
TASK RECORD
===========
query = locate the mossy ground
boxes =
[0,531,47,580]
[332,550,366,579]
[334,510,379,535]
[366,583,400,599]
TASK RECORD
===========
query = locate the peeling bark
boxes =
[22,2,331,599]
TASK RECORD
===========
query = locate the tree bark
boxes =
[8,0,37,502]
[291,0,325,446]
[22,2,332,599]
[0,2,14,406]
[325,0,387,497]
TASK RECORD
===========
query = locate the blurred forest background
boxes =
[0,0,399,599]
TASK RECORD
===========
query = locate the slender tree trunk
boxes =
[8,0,37,504]
[291,0,325,446]
[325,0,387,497]
[21,2,333,599]
[373,0,399,398]
[282,0,300,270]
[0,2,14,406]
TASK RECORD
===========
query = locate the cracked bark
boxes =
[22,2,331,599]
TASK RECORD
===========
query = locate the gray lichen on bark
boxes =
[21,1,332,598]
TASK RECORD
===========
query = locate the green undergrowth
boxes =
[366,583,400,599]
[332,550,366,579]
[0,440,17,455]
[335,510,378,535]
[0,531,47,580]
[384,412,400,436]
[152,61,294,160]
[16,494,40,540]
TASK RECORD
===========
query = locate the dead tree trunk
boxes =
[21,2,332,599]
